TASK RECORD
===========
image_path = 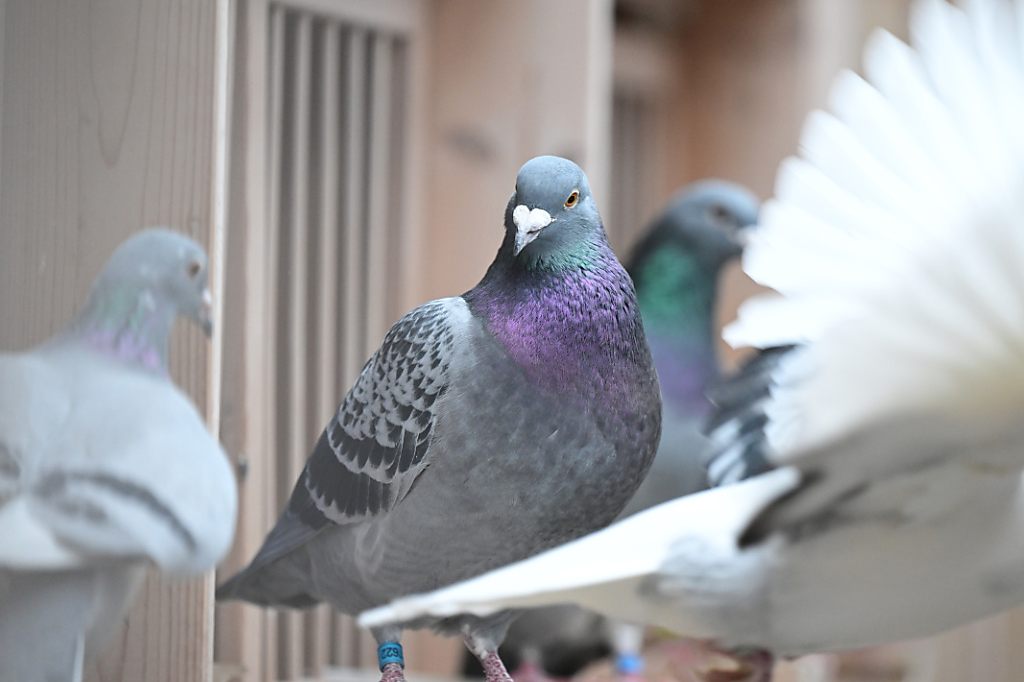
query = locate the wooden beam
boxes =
[214,0,278,678]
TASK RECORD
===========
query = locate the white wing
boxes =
[359,470,798,635]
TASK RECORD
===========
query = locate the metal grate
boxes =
[265,4,410,679]
[609,87,659,255]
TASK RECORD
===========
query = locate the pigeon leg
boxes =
[373,633,408,682]
[464,632,514,682]
[609,621,645,681]
[614,651,645,681]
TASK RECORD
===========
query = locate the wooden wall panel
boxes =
[0,0,227,680]
[423,0,615,302]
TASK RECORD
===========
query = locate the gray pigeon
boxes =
[495,182,759,679]
[216,156,662,682]
[621,181,760,517]
[0,228,237,682]
[359,2,1024,681]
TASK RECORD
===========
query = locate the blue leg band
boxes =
[378,641,405,671]
[615,652,643,675]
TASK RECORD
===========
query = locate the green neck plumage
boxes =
[633,244,722,411]
[634,245,717,341]
[520,232,605,274]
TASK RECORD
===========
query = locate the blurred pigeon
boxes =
[216,156,662,682]
[0,229,237,682]
[496,182,759,680]
[492,607,610,681]
[360,2,1024,680]
[621,182,760,516]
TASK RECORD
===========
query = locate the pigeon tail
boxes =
[215,559,320,609]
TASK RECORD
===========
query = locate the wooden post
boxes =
[215,0,277,677]
[0,1,227,680]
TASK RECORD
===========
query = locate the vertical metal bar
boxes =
[341,28,367,383]
[359,629,380,672]
[336,27,367,668]
[363,33,393,348]
[385,38,407,320]
[280,10,312,681]
[331,612,349,668]
[315,23,340,522]
[305,17,341,677]
[264,5,286,679]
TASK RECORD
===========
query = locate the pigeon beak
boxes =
[734,220,760,248]
[512,205,554,256]
[196,286,214,337]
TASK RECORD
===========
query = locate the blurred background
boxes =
[2,0,1024,681]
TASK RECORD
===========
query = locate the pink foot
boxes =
[511,659,554,682]
[380,662,406,682]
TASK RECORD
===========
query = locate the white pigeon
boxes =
[0,229,238,682]
[360,0,1024,679]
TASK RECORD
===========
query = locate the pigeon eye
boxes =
[709,205,731,223]
[186,260,202,279]
[564,190,580,209]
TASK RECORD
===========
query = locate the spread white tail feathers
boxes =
[727,0,1024,456]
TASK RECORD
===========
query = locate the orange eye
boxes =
[187,260,202,278]
[564,189,580,209]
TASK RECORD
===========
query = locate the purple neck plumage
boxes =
[465,236,649,398]
[647,333,719,417]
[61,286,176,374]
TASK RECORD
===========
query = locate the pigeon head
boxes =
[628,181,759,324]
[65,228,213,373]
[504,156,603,268]
[91,228,214,336]
[643,181,760,271]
